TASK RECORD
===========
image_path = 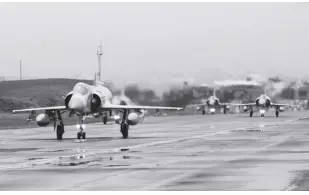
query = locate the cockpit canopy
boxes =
[73,83,91,96]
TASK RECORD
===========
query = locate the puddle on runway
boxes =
[37,149,72,153]
[28,157,45,161]
[231,127,264,132]
[0,148,39,152]
[43,150,144,167]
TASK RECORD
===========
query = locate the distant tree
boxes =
[268,76,282,83]
[280,87,295,99]
[124,84,141,101]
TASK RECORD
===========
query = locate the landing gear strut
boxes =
[55,110,64,140]
[276,107,279,117]
[202,109,206,115]
[260,108,265,117]
[77,116,86,140]
[120,109,129,139]
[249,107,253,117]
[121,123,129,138]
[103,114,107,124]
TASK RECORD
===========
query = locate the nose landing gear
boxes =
[260,108,265,117]
[77,131,86,139]
[76,116,86,140]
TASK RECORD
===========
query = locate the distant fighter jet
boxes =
[238,86,298,117]
[12,43,182,140]
[189,87,239,115]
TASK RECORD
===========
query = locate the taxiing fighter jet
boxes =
[189,87,239,115]
[12,44,182,140]
[238,86,298,117]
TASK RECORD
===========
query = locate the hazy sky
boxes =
[1,2,309,91]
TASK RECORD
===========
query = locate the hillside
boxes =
[0,79,93,112]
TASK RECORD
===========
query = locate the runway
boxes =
[1,112,309,190]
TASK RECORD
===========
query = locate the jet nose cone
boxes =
[68,94,86,113]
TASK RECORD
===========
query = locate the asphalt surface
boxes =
[1,111,309,190]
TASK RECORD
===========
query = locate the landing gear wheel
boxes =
[121,123,129,139]
[77,132,81,140]
[276,111,279,117]
[82,132,86,139]
[250,111,253,117]
[56,125,64,140]
[224,108,227,114]
[261,114,265,117]
[103,116,107,124]
[202,110,206,115]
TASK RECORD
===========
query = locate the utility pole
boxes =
[20,60,22,80]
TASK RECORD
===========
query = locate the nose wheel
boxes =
[76,117,86,140]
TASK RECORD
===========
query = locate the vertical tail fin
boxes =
[213,87,216,97]
[93,71,97,85]
[96,42,103,82]
[264,84,267,95]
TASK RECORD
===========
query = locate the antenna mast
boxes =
[97,42,103,81]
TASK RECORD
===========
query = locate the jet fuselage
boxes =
[65,82,113,115]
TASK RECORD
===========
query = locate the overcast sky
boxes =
[1,2,309,91]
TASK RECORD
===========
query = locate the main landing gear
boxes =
[275,107,279,117]
[55,110,65,140]
[102,114,107,124]
[249,107,253,117]
[120,109,130,139]
[77,131,86,140]
[56,124,64,140]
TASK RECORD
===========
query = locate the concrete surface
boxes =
[1,111,309,190]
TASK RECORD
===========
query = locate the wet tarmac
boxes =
[1,112,309,190]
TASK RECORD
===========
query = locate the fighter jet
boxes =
[189,87,238,115]
[12,44,182,140]
[238,86,298,117]
[111,86,147,124]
